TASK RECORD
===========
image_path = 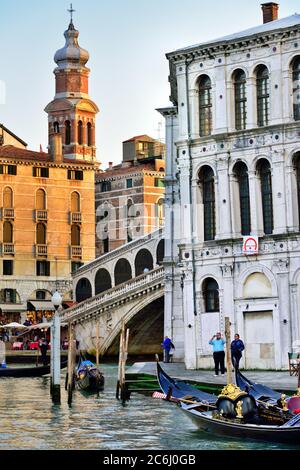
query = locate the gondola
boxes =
[156,362,217,405]
[0,359,68,378]
[74,354,104,392]
[157,363,300,444]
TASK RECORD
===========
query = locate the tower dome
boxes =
[54,21,89,69]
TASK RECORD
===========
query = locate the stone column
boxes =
[246,77,257,129]
[272,152,287,235]
[182,267,197,369]
[216,155,232,239]
[286,164,299,232]
[248,170,264,237]
[290,284,300,350]
[275,260,291,367]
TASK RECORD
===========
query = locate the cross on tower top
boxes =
[68,3,76,22]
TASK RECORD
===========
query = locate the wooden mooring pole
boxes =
[96,320,100,368]
[116,321,130,404]
[67,322,76,405]
[225,317,232,385]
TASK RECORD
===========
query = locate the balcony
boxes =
[2,243,15,255]
[35,210,48,222]
[70,245,82,259]
[70,212,82,224]
[1,208,14,220]
[35,244,48,257]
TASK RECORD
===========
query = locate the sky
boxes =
[1,0,300,168]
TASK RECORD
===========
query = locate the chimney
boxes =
[49,132,63,162]
[261,2,279,23]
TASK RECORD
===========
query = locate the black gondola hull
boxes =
[0,360,68,378]
[182,405,300,444]
[76,370,105,392]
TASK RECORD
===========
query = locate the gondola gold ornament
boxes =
[281,394,289,412]
[218,384,247,401]
[236,401,244,419]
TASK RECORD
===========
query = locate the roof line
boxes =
[0,124,28,147]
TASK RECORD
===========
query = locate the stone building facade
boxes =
[95,135,165,256]
[159,3,300,370]
[0,19,97,324]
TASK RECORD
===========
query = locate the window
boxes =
[68,170,83,180]
[78,121,83,145]
[65,120,71,145]
[157,198,165,227]
[87,122,92,147]
[234,163,251,235]
[154,178,165,188]
[203,278,219,312]
[36,290,46,300]
[199,166,216,241]
[36,189,46,210]
[53,122,60,133]
[258,160,273,235]
[292,57,300,121]
[71,261,84,274]
[126,179,133,189]
[0,165,17,175]
[256,65,270,127]
[3,221,13,243]
[33,167,49,178]
[36,223,46,244]
[100,181,111,192]
[3,187,13,208]
[234,70,247,130]
[3,289,16,304]
[71,192,80,212]
[71,225,81,246]
[199,75,212,137]
[3,260,13,276]
[36,261,50,276]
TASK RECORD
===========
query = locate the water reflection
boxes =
[0,364,299,450]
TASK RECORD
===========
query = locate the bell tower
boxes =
[45,6,99,162]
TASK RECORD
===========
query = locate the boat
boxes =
[0,360,68,378]
[157,363,300,444]
[156,361,217,405]
[74,354,104,392]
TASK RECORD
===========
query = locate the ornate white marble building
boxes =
[158,4,300,370]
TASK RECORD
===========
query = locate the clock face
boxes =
[243,237,258,255]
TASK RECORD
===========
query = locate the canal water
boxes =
[0,363,299,450]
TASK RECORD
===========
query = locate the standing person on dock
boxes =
[39,337,48,366]
[231,334,245,370]
[209,332,226,376]
[162,336,175,363]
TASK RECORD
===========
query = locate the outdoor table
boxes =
[29,341,39,350]
[12,342,23,350]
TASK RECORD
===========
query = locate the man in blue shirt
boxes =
[162,336,175,363]
[209,332,226,376]
[231,334,245,369]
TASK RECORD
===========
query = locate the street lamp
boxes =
[51,291,62,404]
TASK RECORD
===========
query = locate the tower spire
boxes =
[68,3,76,26]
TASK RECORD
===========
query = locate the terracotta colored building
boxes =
[0,19,98,324]
[95,135,165,256]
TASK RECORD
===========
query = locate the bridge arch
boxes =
[95,268,112,295]
[114,258,132,286]
[75,278,92,303]
[156,239,165,265]
[135,249,154,276]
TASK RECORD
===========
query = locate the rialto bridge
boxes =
[60,229,165,356]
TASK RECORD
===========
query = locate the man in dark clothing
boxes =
[39,338,48,366]
[231,334,245,369]
[162,336,175,363]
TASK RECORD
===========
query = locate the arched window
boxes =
[135,249,154,276]
[203,278,219,312]
[234,70,247,130]
[233,162,251,235]
[156,239,165,265]
[199,75,212,137]
[292,57,300,121]
[257,159,273,235]
[71,225,81,246]
[199,166,216,241]
[3,221,13,243]
[156,198,164,227]
[76,278,92,303]
[71,192,80,213]
[36,189,46,210]
[294,153,300,229]
[3,187,13,208]
[127,199,134,243]
[256,65,270,127]
[36,223,46,245]
[114,259,132,286]
[87,122,92,147]
[65,120,71,145]
[53,122,60,133]
[78,121,83,145]
[95,268,112,295]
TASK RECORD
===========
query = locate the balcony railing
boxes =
[70,212,82,224]
[2,243,15,255]
[1,208,14,220]
[35,210,48,222]
[35,244,48,257]
[70,246,82,258]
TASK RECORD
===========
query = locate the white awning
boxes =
[0,304,27,312]
[28,301,55,311]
